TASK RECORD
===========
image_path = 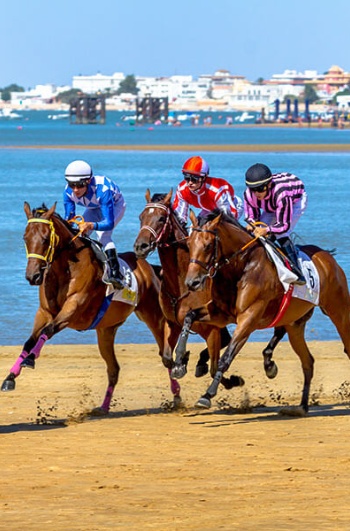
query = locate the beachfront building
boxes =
[72,72,125,94]
[10,83,71,108]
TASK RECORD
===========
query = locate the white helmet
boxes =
[65,160,92,183]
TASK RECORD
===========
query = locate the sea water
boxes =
[0,111,349,346]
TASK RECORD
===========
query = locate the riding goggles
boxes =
[252,184,268,193]
[66,179,89,189]
[183,173,202,183]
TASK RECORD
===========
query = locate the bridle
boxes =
[189,225,259,278]
[25,218,60,265]
[139,202,188,249]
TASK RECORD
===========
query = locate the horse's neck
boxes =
[158,215,189,292]
[219,221,251,254]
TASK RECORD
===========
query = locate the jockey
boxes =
[244,162,308,285]
[173,156,243,223]
[63,159,126,289]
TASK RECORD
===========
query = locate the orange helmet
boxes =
[182,156,209,178]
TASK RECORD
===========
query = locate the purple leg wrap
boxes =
[9,334,49,377]
[10,351,29,377]
[30,334,48,359]
[101,385,114,412]
[168,369,181,396]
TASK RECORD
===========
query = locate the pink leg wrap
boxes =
[168,369,181,396]
[10,351,28,377]
[30,334,48,359]
[101,385,114,412]
[9,334,48,377]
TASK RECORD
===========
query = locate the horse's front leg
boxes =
[1,308,53,391]
[196,308,261,409]
[171,309,199,379]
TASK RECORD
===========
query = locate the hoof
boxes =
[21,355,35,369]
[265,361,278,379]
[279,405,307,417]
[171,364,187,380]
[1,378,16,392]
[90,406,109,417]
[195,363,209,378]
[195,396,212,409]
[173,395,182,409]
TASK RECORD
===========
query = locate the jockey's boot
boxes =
[105,248,124,290]
[279,237,306,285]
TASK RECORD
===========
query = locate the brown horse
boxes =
[176,210,350,415]
[1,202,181,412]
[133,190,281,390]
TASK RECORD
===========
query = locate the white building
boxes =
[72,72,125,93]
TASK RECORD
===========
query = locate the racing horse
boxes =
[133,190,282,390]
[176,210,350,415]
[1,202,182,413]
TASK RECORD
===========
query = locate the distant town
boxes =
[2,65,350,119]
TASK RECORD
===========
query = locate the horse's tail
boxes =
[150,264,163,280]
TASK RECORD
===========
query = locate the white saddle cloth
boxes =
[263,241,320,305]
[103,258,138,307]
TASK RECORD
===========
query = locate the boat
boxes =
[0,108,23,119]
[234,111,256,123]
[48,113,70,120]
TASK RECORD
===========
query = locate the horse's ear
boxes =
[164,189,173,205]
[211,213,223,228]
[43,202,57,219]
[189,209,198,227]
[24,201,32,219]
[145,189,151,203]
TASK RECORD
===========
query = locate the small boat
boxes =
[48,113,70,120]
[0,108,23,119]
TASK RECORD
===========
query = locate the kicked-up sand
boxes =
[0,341,350,530]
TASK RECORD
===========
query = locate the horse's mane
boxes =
[198,209,247,232]
[33,204,79,235]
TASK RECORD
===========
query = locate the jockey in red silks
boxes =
[173,155,243,224]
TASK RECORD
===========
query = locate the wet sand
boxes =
[1,341,350,530]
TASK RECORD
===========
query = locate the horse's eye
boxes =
[159,215,166,223]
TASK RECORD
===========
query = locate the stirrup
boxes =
[293,276,306,286]
[107,274,124,290]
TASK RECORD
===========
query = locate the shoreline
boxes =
[2,143,350,152]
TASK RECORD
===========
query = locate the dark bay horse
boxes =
[1,202,181,413]
[177,210,350,415]
[134,190,243,390]
[133,190,281,391]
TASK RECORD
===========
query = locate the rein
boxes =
[189,226,259,278]
[139,202,188,249]
[25,218,60,264]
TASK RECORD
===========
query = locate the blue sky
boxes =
[3,0,350,89]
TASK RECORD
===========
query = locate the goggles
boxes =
[66,179,89,189]
[252,184,268,193]
[183,173,202,183]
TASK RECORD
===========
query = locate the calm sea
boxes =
[0,110,349,346]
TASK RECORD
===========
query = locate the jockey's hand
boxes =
[80,221,95,235]
[246,224,254,232]
[253,226,269,238]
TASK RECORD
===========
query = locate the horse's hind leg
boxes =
[135,307,182,403]
[263,326,286,379]
[93,325,120,415]
[282,318,315,417]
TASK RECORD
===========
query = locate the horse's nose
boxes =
[185,275,202,291]
[26,272,43,286]
[134,241,150,258]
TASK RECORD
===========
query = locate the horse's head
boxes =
[134,188,175,258]
[185,210,223,291]
[185,209,249,291]
[23,202,59,285]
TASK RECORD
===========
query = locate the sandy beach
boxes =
[1,340,350,530]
